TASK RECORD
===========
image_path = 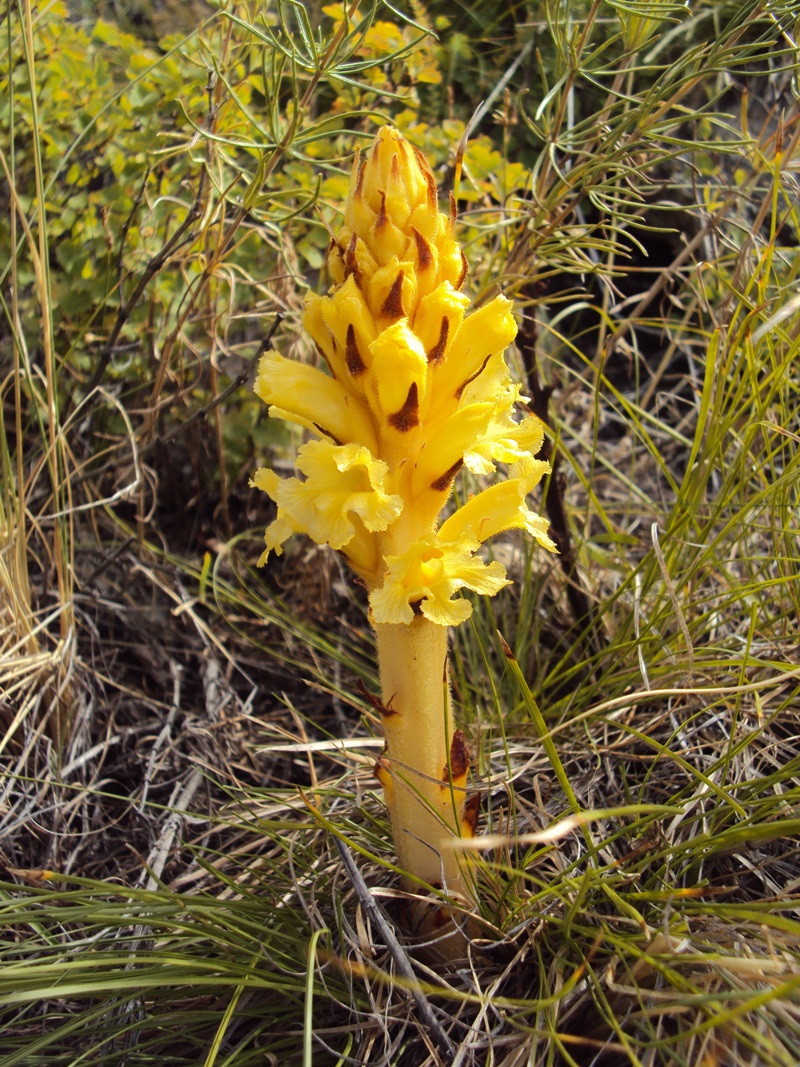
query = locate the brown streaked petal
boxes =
[455,353,491,399]
[426,316,449,364]
[430,457,463,493]
[313,340,333,375]
[381,269,405,320]
[410,141,429,173]
[312,423,343,446]
[456,249,468,290]
[354,152,365,198]
[344,233,361,287]
[387,381,419,432]
[345,324,366,376]
[412,227,434,272]
[411,143,437,206]
[423,167,438,210]
[375,189,388,233]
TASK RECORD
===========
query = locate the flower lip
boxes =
[370,535,511,627]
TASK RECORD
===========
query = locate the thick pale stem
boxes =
[374,618,472,901]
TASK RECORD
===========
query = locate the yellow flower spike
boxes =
[249,125,555,950]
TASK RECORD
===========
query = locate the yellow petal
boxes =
[368,319,428,429]
[250,469,308,563]
[276,440,402,550]
[370,536,510,627]
[464,410,547,476]
[254,351,378,453]
[327,228,380,290]
[432,296,518,411]
[411,282,469,369]
[411,401,495,497]
[250,467,280,498]
[368,257,417,324]
[341,516,382,586]
[439,455,557,550]
[304,275,378,391]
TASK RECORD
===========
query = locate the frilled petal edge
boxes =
[369,536,510,627]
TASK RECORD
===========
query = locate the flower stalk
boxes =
[251,126,556,926]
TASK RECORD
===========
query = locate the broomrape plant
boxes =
[252,126,555,912]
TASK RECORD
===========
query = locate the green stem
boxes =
[374,618,473,901]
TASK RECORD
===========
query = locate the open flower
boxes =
[370,535,510,626]
[252,440,402,558]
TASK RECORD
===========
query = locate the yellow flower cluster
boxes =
[252,126,555,626]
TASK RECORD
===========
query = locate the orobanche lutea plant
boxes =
[252,126,555,919]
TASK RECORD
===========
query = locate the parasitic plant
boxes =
[252,126,555,914]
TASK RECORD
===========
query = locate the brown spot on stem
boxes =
[356,679,396,717]
[456,249,468,290]
[455,353,491,399]
[412,227,434,272]
[426,316,449,364]
[388,381,419,431]
[449,190,457,226]
[381,269,405,320]
[444,729,469,783]
[430,458,463,493]
[345,324,366,376]
[462,793,480,836]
